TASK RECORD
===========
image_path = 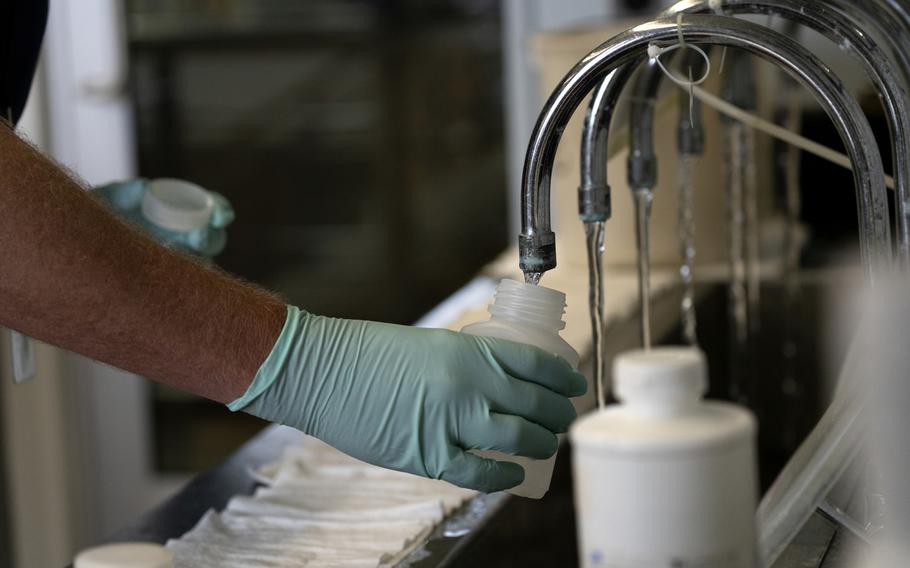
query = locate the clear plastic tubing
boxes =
[584,221,608,409]
[756,338,866,566]
[633,189,654,350]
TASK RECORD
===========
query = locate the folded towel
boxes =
[167,435,477,567]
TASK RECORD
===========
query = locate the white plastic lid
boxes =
[614,347,707,409]
[141,178,214,232]
[571,346,753,454]
[74,543,173,568]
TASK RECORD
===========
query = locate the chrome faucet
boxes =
[584,0,910,267]
[525,11,891,568]
[852,0,910,89]
[521,14,890,284]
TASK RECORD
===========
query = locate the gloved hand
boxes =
[230,306,587,492]
[93,178,234,258]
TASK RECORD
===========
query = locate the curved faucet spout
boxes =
[853,0,910,86]
[593,0,910,266]
[578,64,638,223]
[626,59,664,192]
[521,14,890,281]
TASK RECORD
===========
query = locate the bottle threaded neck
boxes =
[488,279,567,331]
[614,347,707,416]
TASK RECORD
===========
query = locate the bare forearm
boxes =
[0,126,285,403]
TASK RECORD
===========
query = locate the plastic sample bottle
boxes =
[571,347,757,568]
[74,542,173,568]
[462,278,580,498]
[94,178,233,257]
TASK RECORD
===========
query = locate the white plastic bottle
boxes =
[570,347,757,567]
[75,543,173,568]
[461,278,581,499]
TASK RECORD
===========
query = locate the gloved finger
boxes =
[489,376,578,433]
[460,413,558,459]
[440,450,525,493]
[483,338,587,397]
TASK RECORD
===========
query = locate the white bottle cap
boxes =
[572,346,751,454]
[74,543,173,568]
[614,347,707,410]
[141,178,214,232]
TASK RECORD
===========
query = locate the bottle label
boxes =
[584,549,752,568]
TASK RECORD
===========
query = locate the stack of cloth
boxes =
[167,433,477,567]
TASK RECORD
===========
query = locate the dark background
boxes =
[126,0,509,473]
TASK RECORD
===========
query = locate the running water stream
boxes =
[781,92,803,447]
[584,221,607,409]
[743,127,761,334]
[678,155,698,345]
[725,121,749,402]
[633,189,655,349]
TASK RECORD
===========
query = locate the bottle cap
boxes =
[614,347,707,409]
[74,543,173,568]
[572,347,752,454]
[141,178,214,232]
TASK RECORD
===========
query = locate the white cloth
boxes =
[167,436,477,567]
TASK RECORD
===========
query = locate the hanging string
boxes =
[650,10,896,191]
[707,0,728,73]
[647,14,711,128]
[686,83,895,190]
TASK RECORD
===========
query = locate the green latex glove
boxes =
[93,179,234,258]
[230,306,587,492]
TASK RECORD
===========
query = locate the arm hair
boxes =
[0,125,285,403]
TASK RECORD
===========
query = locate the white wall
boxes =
[42,0,135,183]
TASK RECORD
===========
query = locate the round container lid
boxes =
[141,178,214,232]
[613,346,707,406]
[571,347,754,454]
[74,543,173,568]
